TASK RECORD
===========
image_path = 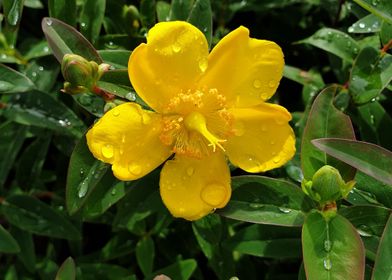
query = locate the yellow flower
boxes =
[86,21,295,221]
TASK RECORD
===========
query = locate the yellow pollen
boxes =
[184,112,226,152]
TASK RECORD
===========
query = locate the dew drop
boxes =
[270,140,275,145]
[126,92,136,101]
[45,18,53,26]
[323,258,332,271]
[43,46,49,52]
[249,203,264,209]
[253,79,262,89]
[81,22,87,28]
[324,240,332,252]
[129,163,142,175]
[111,188,117,195]
[198,58,208,72]
[268,80,277,88]
[359,23,365,29]
[370,115,375,125]
[278,207,292,213]
[200,184,227,207]
[78,181,88,198]
[101,144,114,159]
[172,42,181,53]
[121,135,126,143]
[79,169,84,177]
[273,156,281,163]
[112,108,120,116]
[186,166,194,176]
[38,66,44,71]
[357,225,373,237]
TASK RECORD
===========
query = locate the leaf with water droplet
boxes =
[348,14,381,34]
[0,64,36,94]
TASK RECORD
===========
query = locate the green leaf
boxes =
[301,86,356,181]
[73,93,105,117]
[23,41,51,61]
[348,14,381,33]
[136,237,155,276]
[98,50,131,69]
[140,0,156,28]
[302,211,365,280]
[187,0,212,48]
[149,259,197,280]
[96,81,134,99]
[299,28,360,62]
[170,0,194,20]
[372,214,392,279]
[352,0,392,25]
[80,0,106,44]
[4,0,24,26]
[349,47,392,104]
[0,122,27,189]
[2,90,86,138]
[217,176,314,227]
[0,225,20,253]
[48,0,76,26]
[0,63,36,94]
[312,138,392,185]
[16,134,51,187]
[380,21,392,45]
[192,214,222,259]
[24,0,44,9]
[42,17,102,63]
[23,56,60,92]
[81,172,126,219]
[55,257,76,280]
[356,101,392,151]
[79,263,131,280]
[223,224,302,258]
[339,205,391,259]
[156,1,171,21]
[11,226,36,273]
[66,135,109,215]
[2,195,81,240]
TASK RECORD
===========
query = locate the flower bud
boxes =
[301,165,355,205]
[61,54,110,95]
[122,5,140,35]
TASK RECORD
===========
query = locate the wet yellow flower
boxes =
[86,21,295,220]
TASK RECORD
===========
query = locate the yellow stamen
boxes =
[184,112,226,152]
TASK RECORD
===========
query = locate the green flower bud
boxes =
[61,54,110,95]
[301,165,355,205]
[122,5,140,35]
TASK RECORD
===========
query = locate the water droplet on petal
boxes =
[278,207,292,213]
[121,135,126,143]
[198,58,208,72]
[273,156,281,163]
[253,79,262,89]
[261,125,267,132]
[45,18,53,26]
[129,163,142,176]
[323,258,332,271]
[268,80,276,88]
[172,42,181,53]
[112,109,120,116]
[102,144,114,159]
[200,184,228,207]
[186,166,194,176]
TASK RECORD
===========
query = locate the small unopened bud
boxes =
[61,54,110,95]
[122,5,140,35]
[302,165,355,205]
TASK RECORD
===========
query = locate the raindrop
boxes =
[121,135,126,143]
[111,188,117,195]
[43,46,49,52]
[278,207,292,213]
[58,119,71,127]
[38,66,44,71]
[0,81,14,92]
[129,163,142,175]
[372,0,379,6]
[105,41,118,49]
[31,71,37,77]
[81,22,87,28]
[112,109,120,116]
[101,144,114,159]
[172,42,181,53]
[80,169,84,177]
[186,166,194,176]
[273,156,281,163]
[324,240,332,252]
[358,23,365,29]
[0,54,7,59]
[78,181,88,198]
[249,203,264,209]
[253,79,262,89]
[45,18,53,26]
[357,225,373,237]
[268,80,276,88]
[198,58,208,72]
[126,92,136,101]
[200,184,227,207]
[370,115,375,125]
[323,258,332,270]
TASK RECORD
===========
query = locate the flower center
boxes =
[159,87,233,158]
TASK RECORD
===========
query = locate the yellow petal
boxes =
[160,152,231,221]
[128,21,209,112]
[200,26,284,107]
[226,103,295,173]
[86,103,172,180]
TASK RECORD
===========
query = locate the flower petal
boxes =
[86,103,172,180]
[200,26,284,107]
[160,152,231,221]
[226,103,295,173]
[128,21,209,112]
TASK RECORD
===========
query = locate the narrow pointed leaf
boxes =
[352,0,392,24]
[42,17,102,63]
[312,138,392,185]
[302,211,365,280]
[301,85,356,181]
[48,0,76,26]
[136,237,155,276]
[55,257,76,280]
[188,0,212,48]
[149,259,197,280]
[80,0,106,43]
[0,64,36,94]
[0,225,20,253]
